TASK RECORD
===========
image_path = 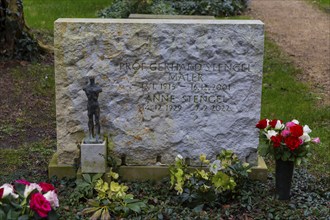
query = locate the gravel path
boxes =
[249,0,330,105]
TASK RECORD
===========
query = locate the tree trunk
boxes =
[0,0,44,60]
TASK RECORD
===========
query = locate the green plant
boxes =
[69,174,103,204]
[98,0,248,18]
[169,150,251,209]
[82,170,147,219]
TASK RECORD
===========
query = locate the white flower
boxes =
[265,130,278,140]
[300,133,311,142]
[175,154,183,161]
[0,184,19,199]
[209,160,221,174]
[274,120,285,130]
[44,190,59,208]
[303,125,312,134]
[24,183,42,198]
[292,119,299,124]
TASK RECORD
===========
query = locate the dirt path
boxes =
[248,0,330,105]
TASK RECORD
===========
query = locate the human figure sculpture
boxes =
[83,77,102,143]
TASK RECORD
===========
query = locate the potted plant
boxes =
[256,119,320,200]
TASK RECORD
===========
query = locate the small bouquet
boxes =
[0,180,59,219]
[256,118,320,165]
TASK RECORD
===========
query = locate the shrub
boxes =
[98,0,249,18]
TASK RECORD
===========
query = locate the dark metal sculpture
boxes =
[83,77,102,143]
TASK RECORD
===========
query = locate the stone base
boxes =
[48,153,77,179]
[248,156,268,181]
[81,141,107,173]
[50,153,267,182]
[118,156,268,182]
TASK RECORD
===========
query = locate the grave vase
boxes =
[275,159,294,200]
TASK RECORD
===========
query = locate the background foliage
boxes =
[98,0,249,18]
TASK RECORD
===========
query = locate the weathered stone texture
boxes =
[55,19,264,166]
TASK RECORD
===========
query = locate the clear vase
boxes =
[275,159,294,200]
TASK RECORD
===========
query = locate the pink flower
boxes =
[281,129,291,137]
[39,182,56,193]
[15,179,31,186]
[312,137,320,144]
[286,121,296,128]
[30,193,52,218]
[43,190,59,208]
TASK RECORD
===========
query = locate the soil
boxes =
[248,0,330,105]
[0,59,56,149]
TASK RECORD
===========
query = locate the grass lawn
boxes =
[308,0,330,11]
[0,1,328,219]
[24,0,113,31]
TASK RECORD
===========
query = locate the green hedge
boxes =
[98,0,249,18]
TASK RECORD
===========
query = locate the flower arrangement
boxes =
[256,118,320,165]
[0,180,59,219]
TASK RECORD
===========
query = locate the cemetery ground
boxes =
[0,0,329,219]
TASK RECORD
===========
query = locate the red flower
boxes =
[271,135,282,147]
[256,119,268,129]
[0,187,3,199]
[30,193,52,218]
[285,136,301,151]
[269,119,283,128]
[39,182,55,193]
[289,124,303,137]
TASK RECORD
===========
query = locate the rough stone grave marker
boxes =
[54,19,264,168]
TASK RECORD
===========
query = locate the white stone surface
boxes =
[55,19,264,165]
[81,141,107,173]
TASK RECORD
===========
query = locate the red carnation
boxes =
[289,124,303,137]
[38,182,55,193]
[285,136,301,151]
[271,135,282,147]
[256,119,268,129]
[30,193,52,218]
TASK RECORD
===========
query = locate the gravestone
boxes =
[54,18,264,168]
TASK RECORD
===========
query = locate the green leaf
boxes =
[7,209,20,220]
[83,174,92,183]
[92,173,103,182]
[101,208,110,220]
[82,207,100,214]
[90,209,103,220]
[18,215,29,220]
[87,199,100,207]
[127,202,141,213]
[47,209,59,220]
[193,204,204,212]
[0,209,5,220]
[296,158,302,166]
